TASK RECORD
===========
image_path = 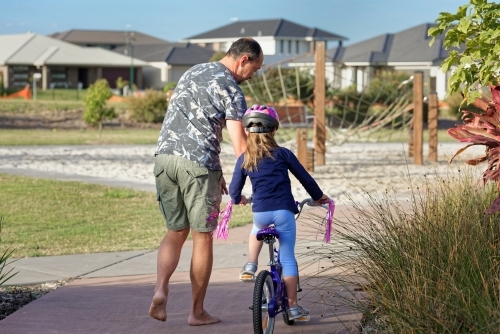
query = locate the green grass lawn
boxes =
[0,129,160,145]
[0,174,253,258]
[0,128,457,146]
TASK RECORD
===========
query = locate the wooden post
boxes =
[413,71,424,165]
[314,41,326,166]
[428,92,438,162]
[297,128,308,169]
[307,148,314,172]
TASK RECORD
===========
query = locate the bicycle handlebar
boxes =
[245,195,328,221]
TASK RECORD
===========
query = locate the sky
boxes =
[0,0,468,46]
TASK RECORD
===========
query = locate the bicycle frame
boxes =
[252,198,325,333]
[256,227,288,318]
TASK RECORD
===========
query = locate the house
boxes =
[0,33,148,90]
[182,18,348,65]
[113,42,215,89]
[49,29,168,50]
[289,23,451,100]
[49,29,215,89]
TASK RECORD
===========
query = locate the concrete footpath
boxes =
[1,203,362,334]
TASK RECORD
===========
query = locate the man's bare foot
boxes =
[188,309,221,326]
[148,294,167,322]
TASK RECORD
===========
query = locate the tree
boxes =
[432,0,500,214]
[429,0,500,104]
[83,79,116,138]
[209,51,226,62]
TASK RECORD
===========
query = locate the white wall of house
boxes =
[143,63,193,89]
[143,62,170,89]
[171,65,192,83]
[341,67,355,89]
[431,66,448,100]
[274,39,310,56]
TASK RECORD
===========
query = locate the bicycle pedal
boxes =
[249,306,253,310]
[294,315,311,322]
[239,274,255,282]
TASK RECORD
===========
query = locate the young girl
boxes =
[229,104,329,320]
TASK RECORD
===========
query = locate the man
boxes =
[149,38,263,326]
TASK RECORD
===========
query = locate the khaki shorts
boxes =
[153,154,222,232]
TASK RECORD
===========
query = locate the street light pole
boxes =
[130,43,134,94]
[125,27,135,95]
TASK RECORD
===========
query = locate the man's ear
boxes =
[239,55,250,65]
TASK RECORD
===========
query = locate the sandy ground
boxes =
[0,141,486,205]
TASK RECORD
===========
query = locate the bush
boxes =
[83,79,116,136]
[0,216,17,286]
[127,89,167,123]
[309,168,500,333]
[162,82,177,93]
[443,91,485,120]
[209,51,226,62]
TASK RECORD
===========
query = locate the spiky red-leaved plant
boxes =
[447,84,500,214]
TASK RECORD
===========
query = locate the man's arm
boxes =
[226,119,247,157]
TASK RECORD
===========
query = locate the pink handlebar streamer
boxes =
[212,201,233,240]
[324,199,335,243]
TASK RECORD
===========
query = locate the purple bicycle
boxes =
[251,198,331,334]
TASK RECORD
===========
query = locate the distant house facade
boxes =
[49,29,168,50]
[290,23,452,100]
[182,19,347,65]
[0,33,148,90]
[49,29,215,90]
[113,42,215,89]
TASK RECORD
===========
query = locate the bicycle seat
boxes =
[256,227,280,241]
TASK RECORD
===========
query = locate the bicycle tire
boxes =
[252,270,275,334]
[282,311,295,326]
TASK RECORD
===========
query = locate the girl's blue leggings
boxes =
[251,210,297,277]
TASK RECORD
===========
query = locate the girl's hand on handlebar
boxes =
[238,195,248,205]
[315,194,330,205]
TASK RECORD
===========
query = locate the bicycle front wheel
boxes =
[253,270,276,334]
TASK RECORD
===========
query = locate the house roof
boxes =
[184,19,347,41]
[113,43,215,65]
[0,33,149,67]
[291,23,450,65]
[49,29,168,45]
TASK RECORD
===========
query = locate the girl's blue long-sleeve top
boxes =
[229,147,323,214]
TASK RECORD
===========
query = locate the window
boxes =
[288,40,292,54]
[296,41,299,54]
[280,40,284,54]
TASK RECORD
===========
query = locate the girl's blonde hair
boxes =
[242,124,279,172]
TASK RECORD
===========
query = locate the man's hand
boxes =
[238,195,248,205]
[221,176,228,195]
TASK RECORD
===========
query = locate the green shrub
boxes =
[0,216,18,286]
[162,82,177,93]
[115,77,128,90]
[127,89,167,123]
[209,51,226,62]
[83,79,116,136]
[0,74,4,96]
[310,168,500,333]
[443,91,485,120]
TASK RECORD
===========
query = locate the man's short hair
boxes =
[226,38,262,61]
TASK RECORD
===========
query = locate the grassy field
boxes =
[0,99,127,113]
[0,129,160,145]
[0,174,253,258]
[0,127,457,146]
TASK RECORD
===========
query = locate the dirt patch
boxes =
[0,279,70,321]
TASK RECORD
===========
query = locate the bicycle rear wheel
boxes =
[253,270,275,334]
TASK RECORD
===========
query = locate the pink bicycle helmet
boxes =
[242,105,280,133]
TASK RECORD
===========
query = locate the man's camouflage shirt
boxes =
[155,62,247,170]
